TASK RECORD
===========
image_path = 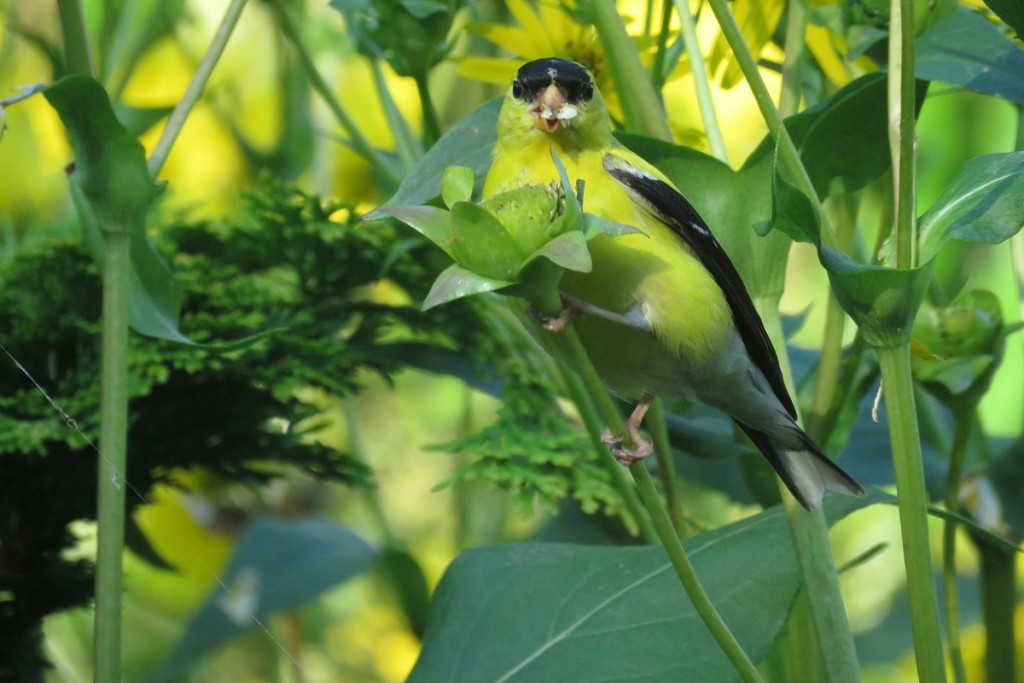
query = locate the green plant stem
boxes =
[558,368,659,543]
[942,413,970,683]
[340,401,398,547]
[93,229,131,683]
[57,0,95,77]
[778,0,808,118]
[649,0,674,93]
[757,299,861,683]
[889,0,917,270]
[875,345,947,682]
[413,70,442,147]
[647,397,684,536]
[671,0,728,162]
[268,0,400,188]
[535,291,764,683]
[630,462,764,683]
[704,0,838,247]
[370,59,423,173]
[148,0,249,177]
[806,191,858,443]
[643,0,656,36]
[976,537,1018,683]
[805,294,846,441]
[588,0,672,141]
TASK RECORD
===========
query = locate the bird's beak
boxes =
[532,83,578,132]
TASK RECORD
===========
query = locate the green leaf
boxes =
[918,152,1024,262]
[368,98,500,218]
[523,230,592,273]
[767,136,821,244]
[146,518,376,683]
[378,205,456,258]
[43,75,158,233]
[582,213,645,239]
[377,548,432,638]
[917,8,1024,105]
[442,165,475,208]
[820,247,933,348]
[796,73,929,197]
[983,0,1024,38]
[450,202,524,280]
[112,103,173,137]
[400,0,448,18]
[423,264,512,310]
[43,75,190,343]
[408,500,866,682]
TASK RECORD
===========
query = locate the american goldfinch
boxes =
[484,57,862,509]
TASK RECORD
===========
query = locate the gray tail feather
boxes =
[736,422,864,510]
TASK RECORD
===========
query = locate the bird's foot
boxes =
[601,428,654,465]
[602,393,657,466]
[527,303,580,332]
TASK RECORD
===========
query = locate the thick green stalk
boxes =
[942,414,970,683]
[587,0,672,140]
[148,0,249,177]
[535,292,764,683]
[671,0,728,161]
[883,2,946,678]
[756,298,861,683]
[647,398,684,536]
[93,229,131,683]
[976,539,1018,683]
[875,345,947,682]
[57,0,95,77]
[778,0,808,118]
[268,0,400,188]
[889,0,917,270]
[558,368,659,543]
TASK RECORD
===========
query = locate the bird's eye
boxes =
[580,81,595,102]
[512,79,524,99]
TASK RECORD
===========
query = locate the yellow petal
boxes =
[709,0,784,89]
[465,21,536,56]
[505,0,558,56]
[456,56,522,85]
[806,24,851,87]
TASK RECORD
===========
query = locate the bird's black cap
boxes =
[513,58,594,104]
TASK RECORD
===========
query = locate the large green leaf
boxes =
[408,500,864,683]
[789,73,891,196]
[918,152,1024,261]
[367,98,500,218]
[746,73,923,199]
[145,517,376,683]
[916,7,1024,105]
[43,75,189,343]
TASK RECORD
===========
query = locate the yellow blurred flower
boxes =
[457,0,660,122]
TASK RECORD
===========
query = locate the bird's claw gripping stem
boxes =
[603,393,656,466]
[601,428,654,465]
